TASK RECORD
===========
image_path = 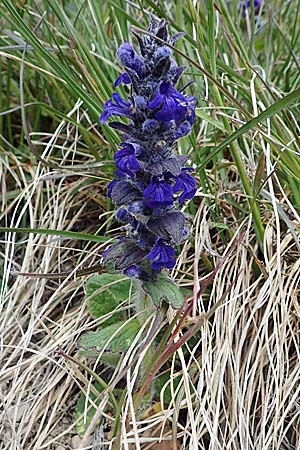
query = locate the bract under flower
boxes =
[110,180,142,206]
[146,211,185,244]
[103,238,146,272]
[107,179,117,198]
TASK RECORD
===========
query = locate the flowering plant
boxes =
[101,16,197,285]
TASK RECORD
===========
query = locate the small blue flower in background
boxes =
[240,0,262,16]
[100,16,197,280]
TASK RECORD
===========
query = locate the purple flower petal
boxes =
[116,42,143,76]
[143,178,174,208]
[147,239,176,270]
[173,169,197,204]
[148,81,196,124]
[114,72,131,87]
[100,93,134,124]
[114,143,141,177]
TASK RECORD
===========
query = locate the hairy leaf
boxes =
[86,274,130,324]
[143,274,184,308]
[79,319,141,353]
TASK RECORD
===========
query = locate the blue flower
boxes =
[143,177,174,208]
[173,169,197,204]
[114,143,141,177]
[116,42,143,76]
[147,239,176,270]
[148,81,196,123]
[240,0,261,16]
[127,200,145,215]
[142,119,160,133]
[100,93,134,124]
[114,72,131,88]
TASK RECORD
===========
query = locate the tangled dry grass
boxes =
[1,1,300,449]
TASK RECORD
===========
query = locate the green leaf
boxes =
[79,320,141,353]
[77,349,102,359]
[155,369,196,404]
[155,372,182,404]
[142,274,184,309]
[78,349,121,367]
[86,274,130,324]
[75,383,103,437]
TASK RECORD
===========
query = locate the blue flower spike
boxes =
[101,16,197,281]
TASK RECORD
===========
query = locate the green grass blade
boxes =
[198,87,300,171]
[0,227,109,243]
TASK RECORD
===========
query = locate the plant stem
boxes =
[132,280,157,409]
